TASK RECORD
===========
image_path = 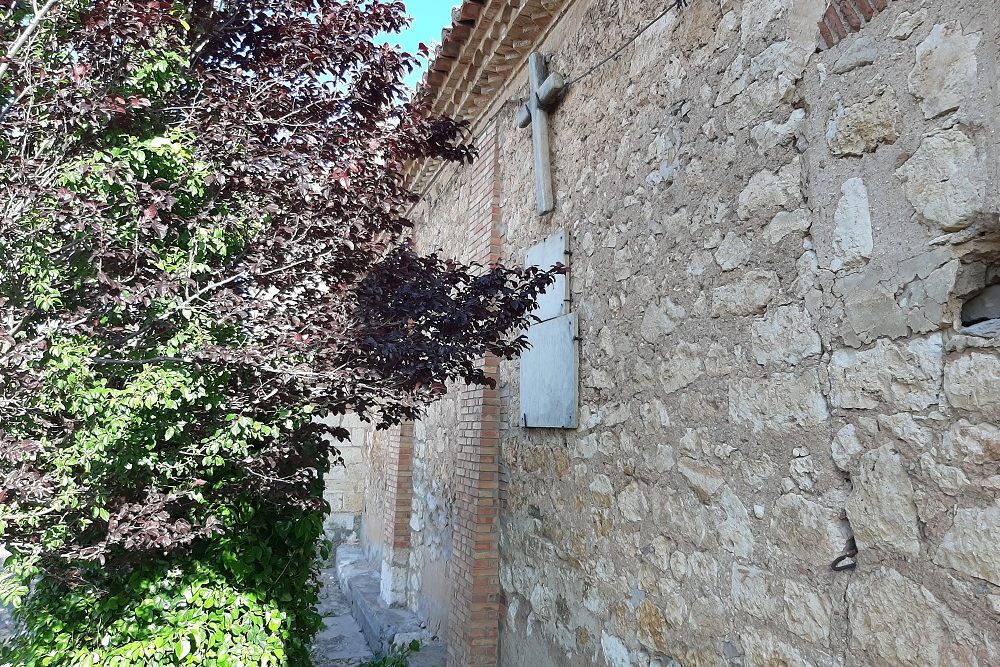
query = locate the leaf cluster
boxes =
[1,0,555,575]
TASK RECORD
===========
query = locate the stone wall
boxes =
[322,414,373,547]
[405,390,459,636]
[405,0,1000,665]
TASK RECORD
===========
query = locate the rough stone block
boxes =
[770,494,851,564]
[827,86,902,157]
[830,177,874,270]
[711,269,780,317]
[731,565,779,620]
[943,420,1000,466]
[783,579,833,645]
[736,158,803,223]
[829,335,943,410]
[678,458,724,501]
[741,631,812,667]
[890,9,928,40]
[833,35,876,74]
[846,446,920,555]
[944,351,1000,418]
[832,423,866,472]
[896,128,987,232]
[908,23,981,119]
[847,568,984,665]
[933,500,1000,585]
[751,304,822,367]
[640,298,685,343]
[730,370,829,431]
[659,340,705,394]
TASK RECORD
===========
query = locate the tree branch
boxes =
[88,355,191,367]
[0,0,61,84]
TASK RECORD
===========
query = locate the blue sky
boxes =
[378,1,457,90]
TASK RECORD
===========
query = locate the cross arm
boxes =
[515,71,565,128]
[536,72,565,108]
[516,104,531,128]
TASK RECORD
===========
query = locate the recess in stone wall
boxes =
[961,284,1000,335]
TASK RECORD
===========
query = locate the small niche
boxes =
[961,284,1000,333]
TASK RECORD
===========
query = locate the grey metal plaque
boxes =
[520,313,578,429]
[525,231,569,323]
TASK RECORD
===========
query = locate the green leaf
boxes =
[175,638,191,660]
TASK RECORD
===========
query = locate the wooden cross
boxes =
[516,53,566,215]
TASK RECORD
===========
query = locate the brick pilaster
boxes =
[380,421,414,605]
[448,122,503,667]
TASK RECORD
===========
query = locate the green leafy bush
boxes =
[1,505,326,666]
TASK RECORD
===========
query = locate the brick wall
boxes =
[447,122,504,667]
[384,422,415,552]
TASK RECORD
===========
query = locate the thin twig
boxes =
[88,355,191,367]
[0,0,61,83]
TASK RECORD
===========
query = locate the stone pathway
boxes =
[334,544,448,667]
[312,564,374,667]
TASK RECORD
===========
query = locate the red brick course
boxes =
[817,0,896,49]
[824,4,848,41]
[839,0,862,31]
[818,21,837,49]
[854,0,876,21]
